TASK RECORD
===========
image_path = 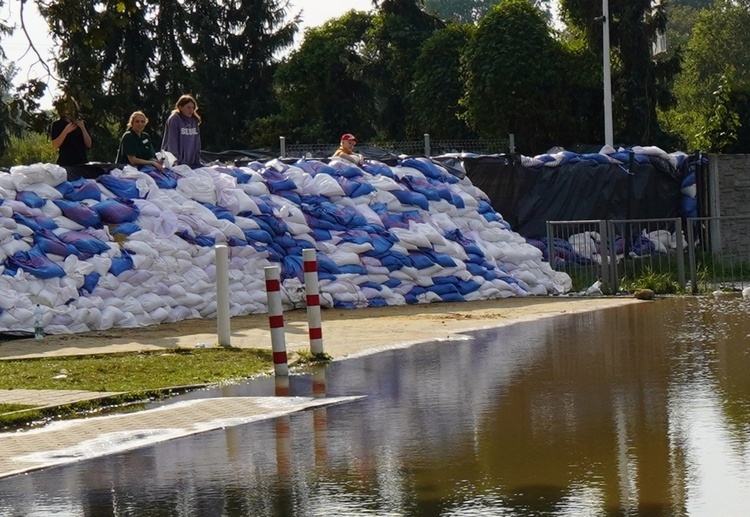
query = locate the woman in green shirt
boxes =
[115,111,164,171]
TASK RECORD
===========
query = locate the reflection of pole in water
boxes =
[311,365,328,466]
[274,376,292,475]
[275,415,292,477]
[275,375,289,397]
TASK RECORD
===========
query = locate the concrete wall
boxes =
[708,154,750,257]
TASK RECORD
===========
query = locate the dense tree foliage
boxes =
[421,0,552,24]
[410,23,475,139]
[260,11,377,144]
[462,0,566,153]
[2,0,750,160]
[560,0,681,149]
[36,0,298,160]
[665,0,750,152]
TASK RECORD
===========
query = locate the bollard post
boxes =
[279,136,286,158]
[424,133,430,158]
[302,249,324,355]
[215,244,231,347]
[265,266,289,376]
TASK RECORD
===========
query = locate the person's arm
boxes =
[122,131,163,171]
[161,115,181,162]
[51,122,77,149]
[127,154,163,171]
[77,121,92,149]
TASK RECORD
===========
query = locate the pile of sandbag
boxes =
[0,157,571,335]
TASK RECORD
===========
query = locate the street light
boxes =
[602,0,613,148]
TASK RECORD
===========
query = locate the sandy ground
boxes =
[0,297,642,361]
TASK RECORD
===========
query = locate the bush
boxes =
[0,132,57,167]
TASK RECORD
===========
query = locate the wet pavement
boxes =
[2,296,750,515]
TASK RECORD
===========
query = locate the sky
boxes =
[0,0,374,109]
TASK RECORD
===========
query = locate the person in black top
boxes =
[49,96,92,166]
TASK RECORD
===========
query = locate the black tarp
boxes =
[464,155,685,238]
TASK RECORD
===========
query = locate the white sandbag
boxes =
[10,163,67,189]
[314,174,346,197]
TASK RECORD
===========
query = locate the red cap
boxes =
[341,133,357,142]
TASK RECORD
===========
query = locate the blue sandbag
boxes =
[317,254,342,274]
[390,189,429,210]
[311,228,332,241]
[368,298,389,307]
[81,272,101,294]
[98,175,141,198]
[59,231,111,256]
[109,250,134,275]
[34,228,79,257]
[333,300,357,309]
[455,280,482,295]
[143,168,179,189]
[362,161,394,178]
[111,222,142,236]
[93,197,140,224]
[401,157,445,180]
[13,213,57,232]
[176,230,216,247]
[282,255,303,281]
[53,200,101,228]
[16,191,46,208]
[56,178,102,201]
[6,246,66,279]
[199,202,235,222]
[383,278,402,288]
[409,252,435,269]
[359,281,383,291]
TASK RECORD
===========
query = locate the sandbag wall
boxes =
[0,158,571,335]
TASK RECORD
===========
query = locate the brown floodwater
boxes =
[1,296,750,516]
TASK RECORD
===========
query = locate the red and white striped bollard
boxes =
[265,266,289,376]
[303,248,324,355]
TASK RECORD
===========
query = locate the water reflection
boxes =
[2,297,750,515]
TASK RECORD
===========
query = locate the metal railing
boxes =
[542,216,750,294]
[280,135,510,159]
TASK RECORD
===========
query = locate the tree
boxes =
[365,0,444,139]
[461,0,564,153]
[664,0,750,152]
[559,0,681,148]
[262,10,377,144]
[422,0,552,24]
[37,0,300,157]
[410,23,474,139]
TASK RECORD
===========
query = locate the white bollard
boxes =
[303,248,324,355]
[265,266,289,376]
[215,245,231,347]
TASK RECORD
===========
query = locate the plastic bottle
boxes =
[34,304,44,340]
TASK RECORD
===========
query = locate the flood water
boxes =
[2,296,750,516]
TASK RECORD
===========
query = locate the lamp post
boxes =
[602,0,613,147]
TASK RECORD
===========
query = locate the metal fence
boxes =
[282,136,510,159]
[544,215,750,294]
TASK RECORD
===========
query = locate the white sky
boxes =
[0,0,374,109]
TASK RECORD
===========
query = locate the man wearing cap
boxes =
[332,133,364,165]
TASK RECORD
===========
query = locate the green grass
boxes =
[0,347,276,430]
[0,347,274,392]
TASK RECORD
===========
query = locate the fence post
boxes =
[279,136,286,159]
[265,266,289,376]
[545,221,554,268]
[303,248,324,355]
[509,134,515,153]
[686,217,698,293]
[215,244,231,347]
[424,133,430,157]
[599,220,612,294]
[675,218,686,289]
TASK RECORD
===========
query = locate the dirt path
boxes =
[0,297,641,361]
